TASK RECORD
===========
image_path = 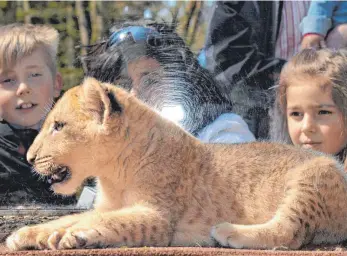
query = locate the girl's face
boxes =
[286,75,347,155]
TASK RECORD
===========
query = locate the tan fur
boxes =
[7,77,347,250]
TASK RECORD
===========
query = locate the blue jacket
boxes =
[300,1,347,37]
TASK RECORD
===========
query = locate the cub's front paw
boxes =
[210,222,243,249]
[6,226,66,251]
[58,228,103,249]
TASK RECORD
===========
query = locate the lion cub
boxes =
[6,78,347,251]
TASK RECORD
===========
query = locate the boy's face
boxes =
[0,48,62,129]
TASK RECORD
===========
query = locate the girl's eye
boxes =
[289,111,302,117]
[318,110,332,115]
[53,121,66,131]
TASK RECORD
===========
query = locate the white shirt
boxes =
[197,113,255,144]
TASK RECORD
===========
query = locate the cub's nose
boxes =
[27,153,36,165]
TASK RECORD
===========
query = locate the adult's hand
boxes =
[301,34,326,50]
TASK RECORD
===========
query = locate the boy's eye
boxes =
[318,110,332,115]
[30,73,42,78]
[1,78,15,84]
[53,121,66,132]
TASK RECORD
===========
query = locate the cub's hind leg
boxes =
[211,156,347,249]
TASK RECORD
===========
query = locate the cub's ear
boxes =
[81,77,122,126]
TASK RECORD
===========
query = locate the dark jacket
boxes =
[201,1,287,139]
[203,1,285,89]
[0,98,76,206]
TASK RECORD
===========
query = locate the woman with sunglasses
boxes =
[82,22,255,144]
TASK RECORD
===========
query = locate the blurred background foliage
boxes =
[0,1,211,90]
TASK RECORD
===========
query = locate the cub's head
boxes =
[27,77,133,195]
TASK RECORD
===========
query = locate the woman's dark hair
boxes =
[82,21,232,135]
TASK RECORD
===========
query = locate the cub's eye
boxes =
[53,121,66,131]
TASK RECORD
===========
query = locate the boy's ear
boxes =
[53,72,63,98]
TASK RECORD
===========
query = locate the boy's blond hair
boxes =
[0,23,59,75]
[270,48,347,144]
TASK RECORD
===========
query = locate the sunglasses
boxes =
[108,26,161,47]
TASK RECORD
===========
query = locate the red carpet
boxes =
[1,245,347,256]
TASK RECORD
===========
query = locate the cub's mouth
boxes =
[47,166,71,185]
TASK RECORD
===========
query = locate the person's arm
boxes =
[300,1,336,37]
[299,0,339,49]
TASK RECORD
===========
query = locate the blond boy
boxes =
[0,23,63,129]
